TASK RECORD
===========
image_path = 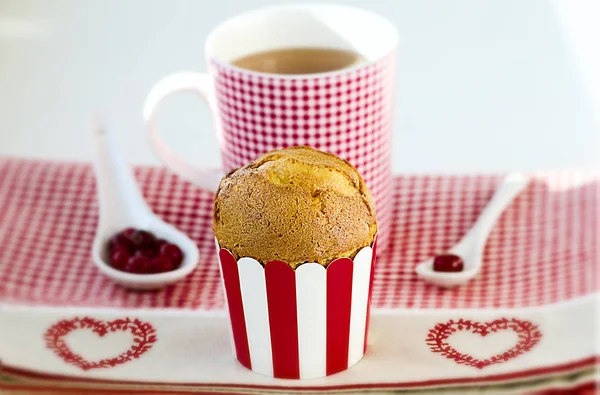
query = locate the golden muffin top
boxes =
[213,146,377,268]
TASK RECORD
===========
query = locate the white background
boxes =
[1,0,599,173]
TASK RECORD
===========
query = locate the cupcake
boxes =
[214,147,377,379]
[214,146,377,267]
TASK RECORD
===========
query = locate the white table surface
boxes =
[1,0,599,173]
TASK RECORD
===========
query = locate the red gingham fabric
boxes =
[211,53,395,249]
[0,158,597,309]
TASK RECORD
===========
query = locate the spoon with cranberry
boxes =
[415,173,530,288]
[91,117,199,290]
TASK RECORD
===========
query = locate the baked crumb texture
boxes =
[214,146,377,268]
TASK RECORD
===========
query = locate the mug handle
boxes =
[143,72,223,192]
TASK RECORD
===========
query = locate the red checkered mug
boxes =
[143,4,398,248]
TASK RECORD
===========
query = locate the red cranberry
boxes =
[131,230,157,248]
[107,228,184,274]
[433,254,464,272]
[139,247,158,259]
[161,261,175,273]
[156,239,168,248]
[151,254,174,273]
[148,257,161,273]
[109,246,130,270]
[125,254,152,274]
[108,234,134,253]
[160,243,183,265]
[121,227,136,238]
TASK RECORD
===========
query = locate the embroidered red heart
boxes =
[44,317,157,371]
[426,318,542,369]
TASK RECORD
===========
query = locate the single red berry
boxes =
[148,255,163,273]
[131,230,157,249]
[160,243,183,265]
[108,234,134,253]
[120,227,136,238]
[151,254,173,273]
[433,254,464,272]
[125,254,152,274]
[140,247,158,259]
[156,239,168,248]
[161,261,175,272]
[109,246,130,270]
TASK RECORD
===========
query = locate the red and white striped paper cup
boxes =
[216,239,377,379]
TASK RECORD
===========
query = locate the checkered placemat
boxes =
[0,158,597,309]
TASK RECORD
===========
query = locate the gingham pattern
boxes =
[211,54,395,248]
[0,158,597,309]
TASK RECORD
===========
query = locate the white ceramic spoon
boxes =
[91,118,200,290]
[415,173,530,288]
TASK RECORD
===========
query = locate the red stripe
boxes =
[530,382,599,395]
[364,238,377,353]
[2,356,597,391]
[219,249,251,370]
[265,260,300,379]
[326,257,354,376]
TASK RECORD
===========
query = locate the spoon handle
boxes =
[459,173,530,249]
[93,118,152,229]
